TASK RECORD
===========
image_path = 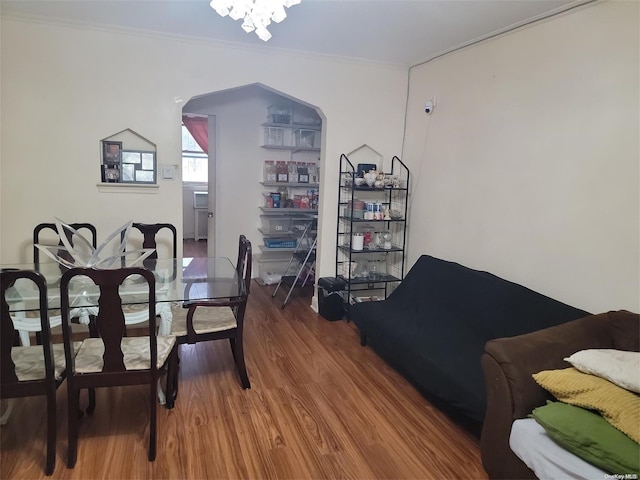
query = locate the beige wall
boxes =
[0,18,407,281]
[402,1,639,313]
[3,3,638,314]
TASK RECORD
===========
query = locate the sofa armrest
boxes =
[480,310,639,479]
[481,353,537,479]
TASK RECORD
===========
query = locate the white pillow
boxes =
[564,349,640,393]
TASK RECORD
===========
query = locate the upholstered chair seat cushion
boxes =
[74,336,176,373]
[12,341,81,382]
[170,305,237,337]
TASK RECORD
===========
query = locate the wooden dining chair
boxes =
[25,223,98,347]
[167,235,252,408]
[33,222,97,268]
[120,223,177,278]
[120,223,177,336]
[1,269,76,475]
[60,267,178,468]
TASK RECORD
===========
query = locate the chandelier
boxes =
[210,0,302,42]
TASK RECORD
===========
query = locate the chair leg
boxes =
[165,347,178,409]
[88,316,99,338]
[229,337,236,359]
[0,399,14,425]
[156,379,166,406]
[86,388,96,414]
[231,337,250,389]
[149,380,157,461]
[45,388,56,475]
[67,386,80,468]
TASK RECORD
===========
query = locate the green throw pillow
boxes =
[532,401,640,476]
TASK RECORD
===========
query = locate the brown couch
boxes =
[480,310,640,479]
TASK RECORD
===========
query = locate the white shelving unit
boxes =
[257,103,322,284]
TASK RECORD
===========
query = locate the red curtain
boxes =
[182,115,209,154]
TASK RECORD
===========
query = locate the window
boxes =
[182,125,208,182]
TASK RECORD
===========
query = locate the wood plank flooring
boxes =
[1,239,487,479]
[183,238,208,258]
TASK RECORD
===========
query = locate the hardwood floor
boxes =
[1,242,487,479]
[183,238,208,258]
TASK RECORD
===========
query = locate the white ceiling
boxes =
[0,0,589,67]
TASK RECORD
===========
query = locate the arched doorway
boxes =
[181,83,325,286]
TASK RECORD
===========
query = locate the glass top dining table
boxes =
[2,257,243,336]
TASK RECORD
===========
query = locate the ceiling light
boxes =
[210,0,301,41]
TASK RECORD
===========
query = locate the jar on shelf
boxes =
[263,192,274,208]
[288,161,298,183]
[381,230,393,249]
[369,262,378,280]
[362,225,374,248]
[307,162,318,183]
[364,202,375,220]
[373,201,384,220]
[276,161,288,182]
[298,162,309,183]
[264,160,276,182]
[351,232,364,251]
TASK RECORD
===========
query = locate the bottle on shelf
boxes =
[271,192,281,208]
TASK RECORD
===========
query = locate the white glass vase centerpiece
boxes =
[35,219,155,269]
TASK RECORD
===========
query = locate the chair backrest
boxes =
[236,235,252,295]
[1,269,54,387]
[121,223,177,261]
[121,223,177,281]
[60,267,157,375]
[33,223,97,267]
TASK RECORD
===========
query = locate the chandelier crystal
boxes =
[210,0,302,41]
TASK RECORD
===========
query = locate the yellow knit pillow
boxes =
[533,367,640,443]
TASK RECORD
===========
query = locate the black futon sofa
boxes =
[350,255,589,424]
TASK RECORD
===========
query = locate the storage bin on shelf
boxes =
[260,215,292,234]
[268,105,291,124]
[257,257,290,285]
[295,129,316,148]
[264,127,284,146]
[264,239,297,249]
